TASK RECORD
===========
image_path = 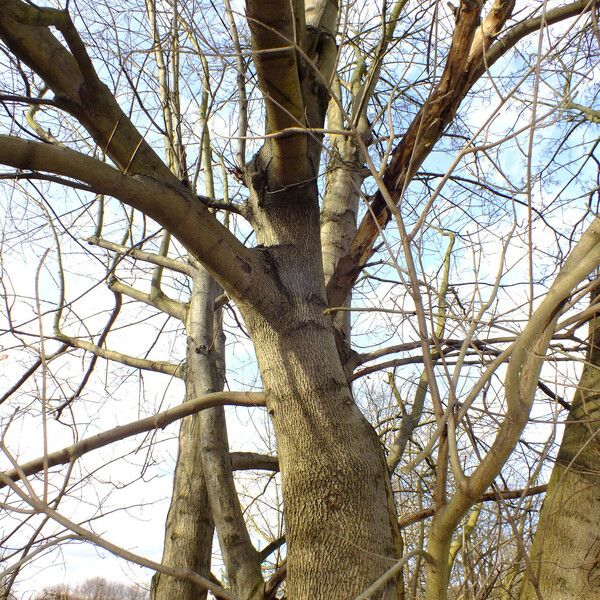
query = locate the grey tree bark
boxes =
[192,269,264,600]
[151,281,216,600]
[151,351,214,600]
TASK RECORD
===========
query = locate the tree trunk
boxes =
[154,268,264,600]
[248,311,403,599]
[320,93,367,344]
[151,403,214,600]
[519,298,600,600]
[151,278,222,600]
[192,269,264,600]
[238,180,402,597]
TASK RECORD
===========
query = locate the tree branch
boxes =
[326,0,486,308]
[0,472,236,600]
[109,277,187,322]
[0,135,273,306]
[55,333,182,378]
[1,391,266,489]
[398,484,548,529]
[230,452,279,472]
[326,0,592,309]
[87,236,195,276]
[245,0,315,186]
[478,0,594,81]
[432,216,600,557]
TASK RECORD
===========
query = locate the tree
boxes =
[519,284,600,599]
[0,0,598,599]
[35,577,149,600]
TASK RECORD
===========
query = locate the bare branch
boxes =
[87,236,195,277]
[0,135,273,305]
[1,391,266,489]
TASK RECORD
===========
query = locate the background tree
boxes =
[35,577,149,600]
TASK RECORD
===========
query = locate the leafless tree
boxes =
[35,577,148,600]
[0,0,599,599]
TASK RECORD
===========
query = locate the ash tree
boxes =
[0,0,599,599]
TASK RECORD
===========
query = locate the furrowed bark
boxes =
[240,2,404,596]
[243,294,404,599]
[519,286,600,600]
[240,175,404,598]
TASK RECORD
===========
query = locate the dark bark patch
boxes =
[236,256,252,274]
